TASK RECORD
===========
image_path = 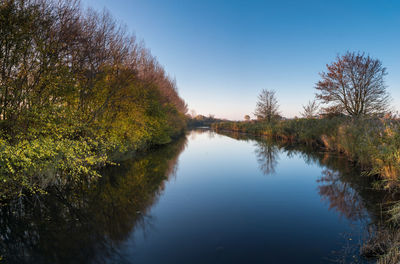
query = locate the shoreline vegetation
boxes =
[0,0,187,202]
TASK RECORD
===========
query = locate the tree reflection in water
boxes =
[318,168,367,221]
[254,140,279,176]
[218,130,396,262]
[0,136,187,264]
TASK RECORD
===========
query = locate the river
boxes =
[0,129,391,263]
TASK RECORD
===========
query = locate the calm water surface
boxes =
[0,129,390,263]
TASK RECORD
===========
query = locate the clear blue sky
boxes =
[82,0,400,120]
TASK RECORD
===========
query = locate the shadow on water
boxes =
[0,136,188,264]
[0,129,397,263]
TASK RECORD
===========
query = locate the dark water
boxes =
[0,129,392,263]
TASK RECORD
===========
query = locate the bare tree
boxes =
[300,99,319,118]
[316,52,391,117]
[254,89,279,122]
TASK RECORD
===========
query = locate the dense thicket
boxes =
[0,0,187,200]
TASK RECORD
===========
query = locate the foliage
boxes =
[0,136,108,200]
[0,0,187,201]
[316,51,390,117]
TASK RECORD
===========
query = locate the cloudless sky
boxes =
[81,0,400,120]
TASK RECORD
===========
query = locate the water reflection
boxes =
[217,130,396,262]
[0,136,187,264]
[219,130,392,222]
[254,140,279,176]
[318,168,367,221]
[0,130,397,263]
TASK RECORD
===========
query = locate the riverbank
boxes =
[0,126,186,203]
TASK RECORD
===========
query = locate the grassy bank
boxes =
[212,118,400,188]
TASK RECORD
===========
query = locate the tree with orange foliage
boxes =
[316,52,391,117]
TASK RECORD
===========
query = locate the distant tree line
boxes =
[187,114,226,128]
